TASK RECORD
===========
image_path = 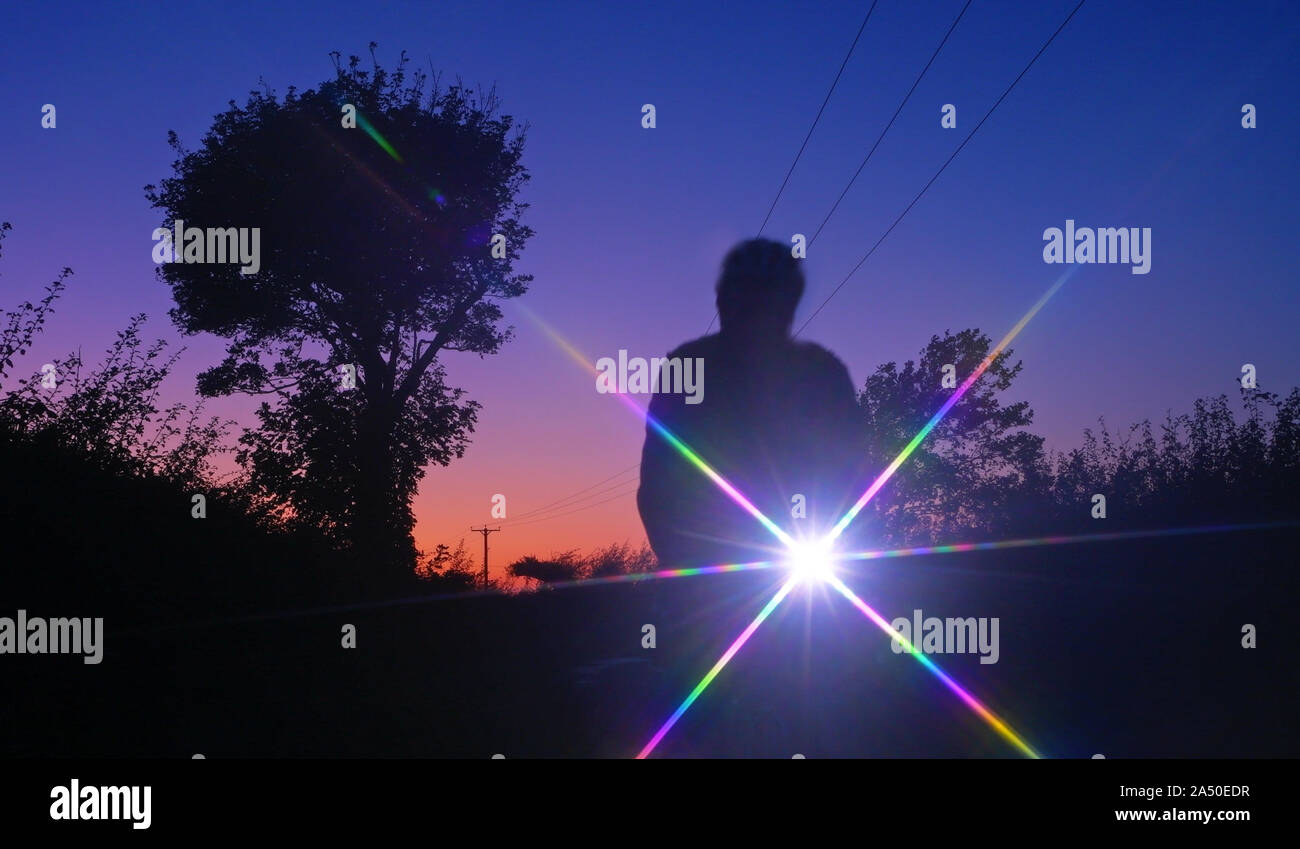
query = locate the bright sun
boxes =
[788,538,835,583]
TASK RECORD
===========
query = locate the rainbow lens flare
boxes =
[636,576,799,759]
[522,279,1079,759]
[827,574,1040,758]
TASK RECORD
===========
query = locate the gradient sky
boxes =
[2,0,1297,576]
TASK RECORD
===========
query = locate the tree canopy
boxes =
[856,328,1048,546]
[145,47,534,569]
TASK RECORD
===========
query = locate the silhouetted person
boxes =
[638,239,871,571]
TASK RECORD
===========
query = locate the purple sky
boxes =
[2,0,1297,570]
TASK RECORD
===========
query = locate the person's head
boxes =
[715,238,805,337]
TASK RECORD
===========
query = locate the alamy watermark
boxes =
[152,219,260,275]
[595,350,704,404]
[50,779,150,829]
[0,610,103,664]
[890,608,999,664]
[1043,219,1151,275]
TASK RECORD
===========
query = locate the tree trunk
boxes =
[352,404,409,579]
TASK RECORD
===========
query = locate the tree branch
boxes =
[395,283,490,405]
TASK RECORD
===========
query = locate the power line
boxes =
[755,1,880,237]
[499,474,641,526]
[795,0,1087,337]
[497,483,640,529]
[708,1,879,334]
[503,463,639,522]
[808,0,973,248]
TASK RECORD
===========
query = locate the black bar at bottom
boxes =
[0,758,1278,836]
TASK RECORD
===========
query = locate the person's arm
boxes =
[822,355,879,549]
[637,377,687,567]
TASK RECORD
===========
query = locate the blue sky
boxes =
[2,0,1297,565]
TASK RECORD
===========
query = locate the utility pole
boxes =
[470,526,501,589]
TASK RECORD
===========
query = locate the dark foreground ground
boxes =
[3,518,1297,758]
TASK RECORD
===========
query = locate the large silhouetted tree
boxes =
[146,47,533,572]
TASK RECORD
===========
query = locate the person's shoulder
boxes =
[790,339,851,376]
[663,334,721,360]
